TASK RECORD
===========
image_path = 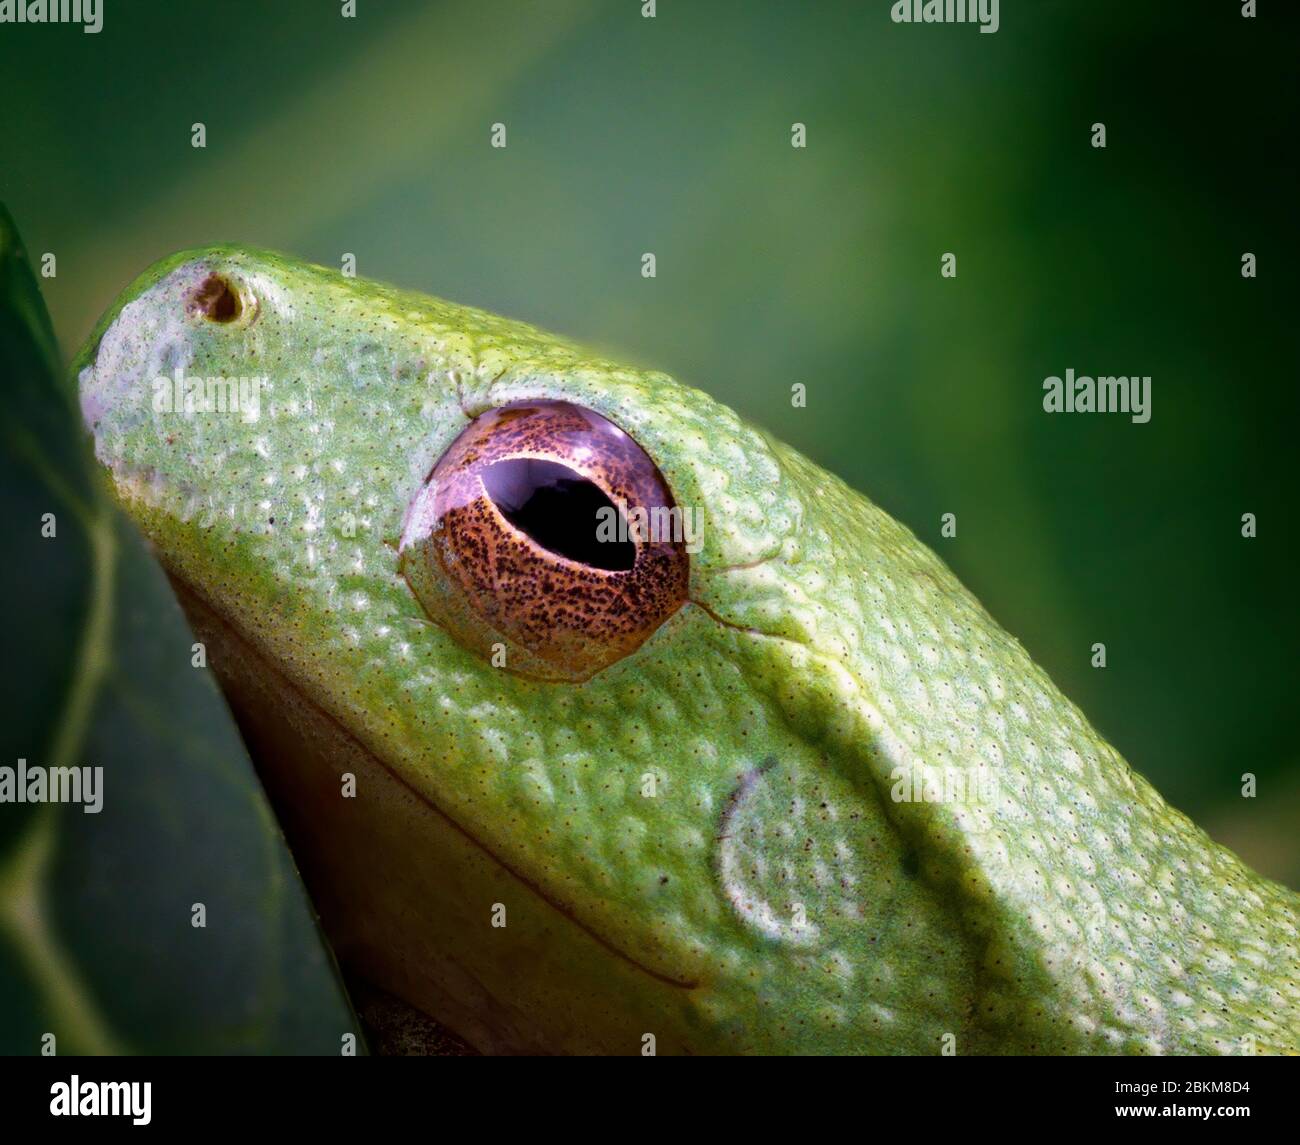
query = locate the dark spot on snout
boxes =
[901,850,920,879]
[189,274,241,322]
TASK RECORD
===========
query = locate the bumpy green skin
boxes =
[77,247,1300,1055]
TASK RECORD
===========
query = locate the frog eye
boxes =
[400,400,690,681]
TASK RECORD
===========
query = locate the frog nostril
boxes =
[188,274,241,323]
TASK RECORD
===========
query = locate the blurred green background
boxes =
[2,0,1296,886]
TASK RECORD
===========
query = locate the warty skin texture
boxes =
[76,247,1300,1055]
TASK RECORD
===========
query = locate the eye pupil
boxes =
[482,458,636,572]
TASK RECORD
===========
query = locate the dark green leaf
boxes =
[0,204,360,1055]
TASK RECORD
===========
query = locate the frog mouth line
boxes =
[167,572,701,995]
